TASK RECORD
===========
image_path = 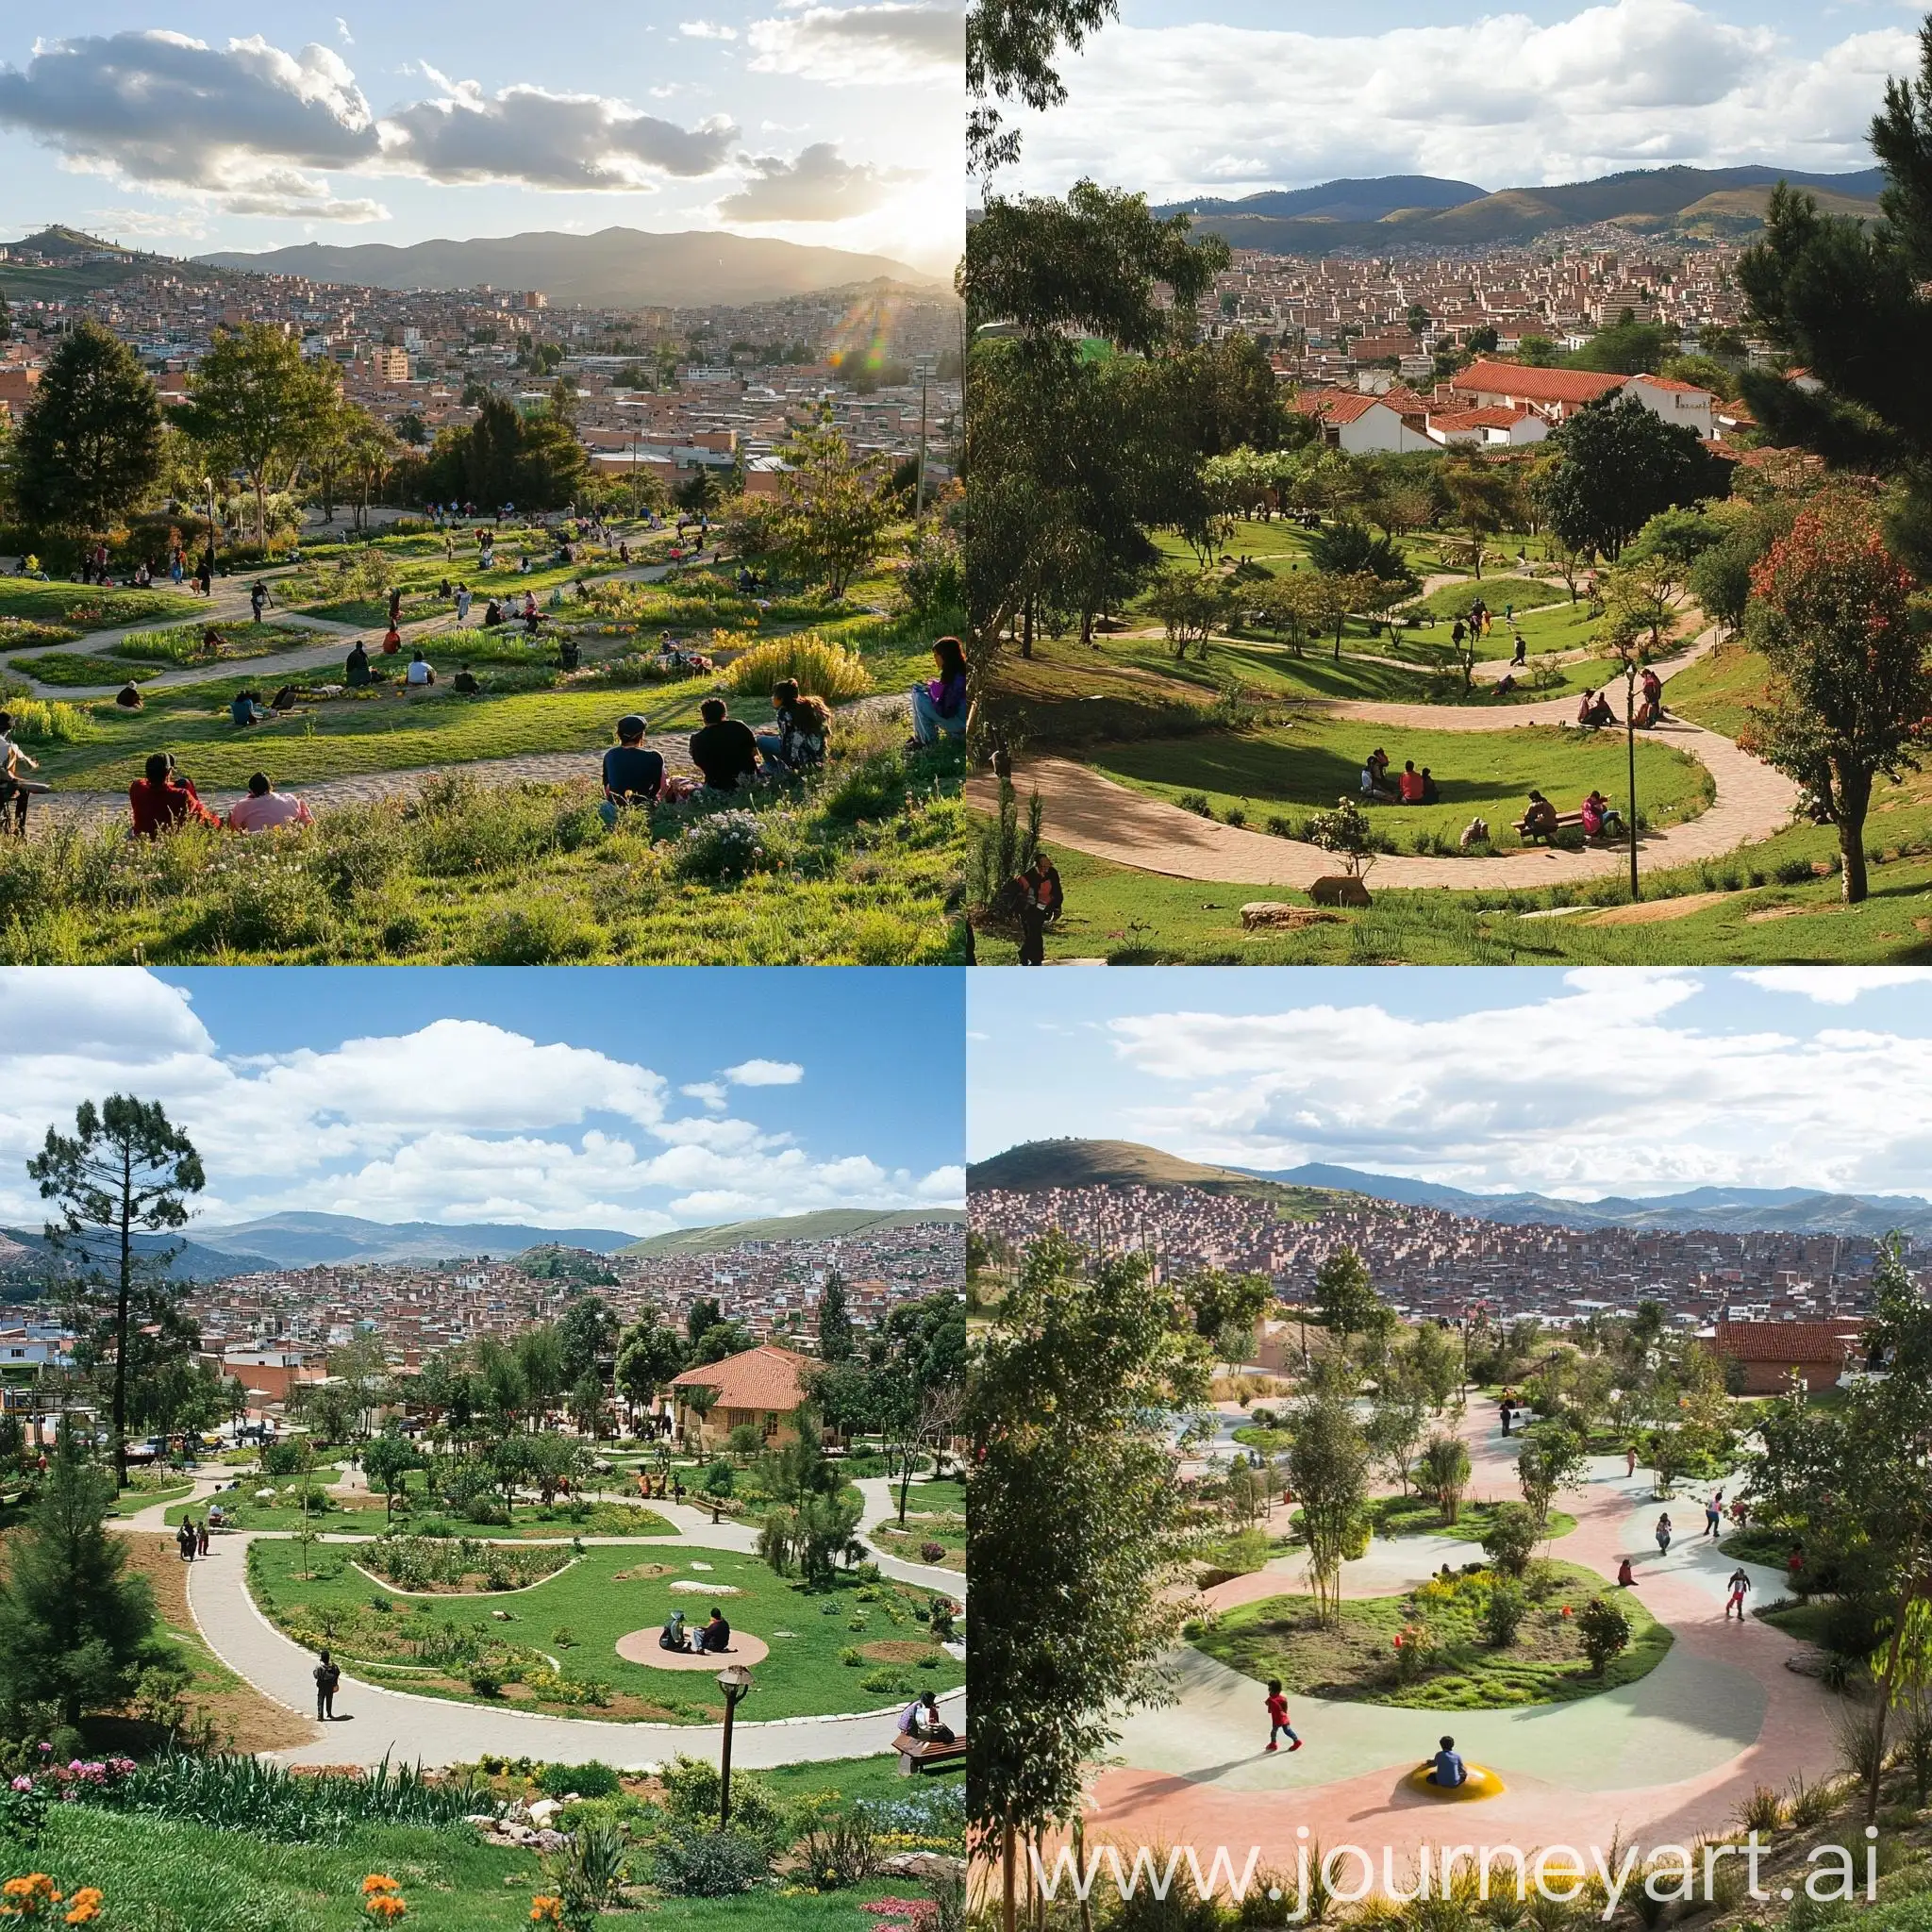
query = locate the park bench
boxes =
[1515,809,1619,846]
[896,1732,967,1776]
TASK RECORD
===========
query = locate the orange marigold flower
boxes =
[63,1892,103,1927]
[530,1897,565,1924]
[365,1897,408,1922]
[361,1876,402,1895]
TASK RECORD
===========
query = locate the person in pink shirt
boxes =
[226,772,314,834]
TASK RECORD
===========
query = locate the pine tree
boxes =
[0,1429,163,1729]
[816,1273,855,1364]
[14,320,162,537]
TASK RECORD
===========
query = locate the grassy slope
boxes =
[250,1536,963,1724]
[1088,718,1712,847]
[0,583,202,626]
[164,1498,676,1538]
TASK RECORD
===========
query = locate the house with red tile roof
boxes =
[1626,374,1715,440]
[669,1342,818,1451]
[1706,1319,1861,1393]
[1287,387,1436,454]
[1425,405,1551,449]
[1450,360,1627,420]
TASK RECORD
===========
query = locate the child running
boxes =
[1264,1678,1302,1754]
[1725,1569,1752,1621]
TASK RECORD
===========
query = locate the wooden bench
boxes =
[896,1733,967,1775]
[1516,810,1619,846]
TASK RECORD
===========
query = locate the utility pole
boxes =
[914,354,932,519]
[1624,652,1641,902]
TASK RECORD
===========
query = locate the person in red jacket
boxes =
[128,753,220,837]
[1264,1678,1302,1753]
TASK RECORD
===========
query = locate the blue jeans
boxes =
[757,731,791,770]
[911,684,962,745]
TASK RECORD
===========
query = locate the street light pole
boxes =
[716,1663,753,1830]
[1624,652,1641,903]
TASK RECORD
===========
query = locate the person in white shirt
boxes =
[406,651,437,687]
[226,772,314,833]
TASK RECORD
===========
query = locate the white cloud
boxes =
[1097,976,1932,1200]
[680,20,741,39]
[747,3,964,85]
[916,1164,967,1202]
[719,142,909,221]
[0,31,737,211]
[1007,0,1919,198]
[1736,968,1932,1005]
[723,1058,805,1086]
[335,17,354,44]
[0,981,947,1234]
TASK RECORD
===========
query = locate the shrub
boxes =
[476,899,602,965]
[1177,791,1214,818]
[1479,1502,1540,1578]
[651,1827,769,1897]
[536,1759,620,1800]
[670,808,781,883]
[4,699,96,745]
[724,631,871,703]
[796,1808,879,1890]
[1482,1580,1527,1647]
[920,1540,947,1563]
[1575,1594,1631,1675]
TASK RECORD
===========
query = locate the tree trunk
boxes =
[1838,764,1873,905]
[1020,599,1033,660]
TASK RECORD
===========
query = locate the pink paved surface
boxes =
[1081,1408,1840,1868]
[613,1629,770,1671]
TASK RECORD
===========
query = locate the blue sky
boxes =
[0,4,961,274]
[0,967,964,1235]
[1001,0,1925,203]
[968,967,1932,1201]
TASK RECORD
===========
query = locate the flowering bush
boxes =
[670,808,781,884]
[0,1874,102,1924]
[362,1874,408,1921]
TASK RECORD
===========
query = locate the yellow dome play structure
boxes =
[1405,1761,1507,1800]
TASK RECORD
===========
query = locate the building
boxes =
[368,345,410,382]
[1706,1319,1862,1394]
[1288,388,1436,455]
[668,1343,816,1452]
[1448,361,1627,422]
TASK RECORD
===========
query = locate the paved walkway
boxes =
[120,1468,962,1771]
[972,629,1801,889]
[1082,1407,1837,1862]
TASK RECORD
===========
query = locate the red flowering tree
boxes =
[1743,496,1931,903]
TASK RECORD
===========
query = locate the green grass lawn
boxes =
[112,621,324,664]
[21,1802,950,1932]
[1362,1496,1578,1543]
[249,1536,963,1724]
[8,652,163,686]
[1088,718,1712,851]
[166,1496,677,1538]
[1193,1560,1670,1709]
[1402,576,1572,621]
[0,582,203,627]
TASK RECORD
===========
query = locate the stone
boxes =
[1240,902,1341,931]
[882,1851,968,1883]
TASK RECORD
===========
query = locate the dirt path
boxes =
[972,629,1800,888]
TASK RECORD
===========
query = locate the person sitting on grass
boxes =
[1493,673,1518,696]
[698,1606,731,1653]
[1399,759,1425,804]
[658,1608,689,1652]
[600,713,664,827]
[202,625,227,658]
[1521,791,1559,841]
[230,690,270,728]
[908,636,967,748]
[690,695,761,791]
[452,664,482,695]
[345,640,373,687]
[1576,688,1616,729]
[1420,767,1441,807]
[1428,1736,1466,1788]
[758,678,832,774]
[0,715,52,835]
[227,772,313,834]
[128,752,219,837]
[1459,816,1490,849]
[380,623,403,656]
[405,651,436,688]
[558,636,581,673]
[115,681,144,710]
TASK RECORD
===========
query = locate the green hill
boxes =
[619,1207,964,1258]
[966,1139,1352,1217]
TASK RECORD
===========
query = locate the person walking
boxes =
[1264,1678,1301,1753]
[1706,1491,1724,1540]
[1725,1568,1752,1621]
[1655,1512,1673,1557]
[196,1518,210,1558]
[176,1520,195,1562]
[313,1650,341,1721]
[1625,1445,1639,1478]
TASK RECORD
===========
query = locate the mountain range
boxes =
[969,1140,1932,1238]
[618,1207,964,1258]
[193,226,939,307]
[1155,164,1889,257]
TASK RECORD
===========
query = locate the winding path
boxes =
[117,1473,964,1773]
[973,628,1801,889]
[1079,1407,1837,1871]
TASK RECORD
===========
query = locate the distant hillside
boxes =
[195,226,941,308]
[0,226,198,302]
[0,1227,279,1284]
[967,1139,1348,1216]
[193,1212,640,1269]
[620,1207,965,1259]
[1249,1164,1932,1239]
[1158,164,1887,257]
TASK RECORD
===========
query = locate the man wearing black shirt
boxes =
[689,697,761,791]
[600,714,664,826]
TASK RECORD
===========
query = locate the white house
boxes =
[1424,406,1550,449]
[1289,388,1437,455]
[1624,374,1716,441]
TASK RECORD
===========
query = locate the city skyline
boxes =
[0,4,962,275]
[996,0,1923,205]
[0,967,966,1236]
[967,967,1932,1200]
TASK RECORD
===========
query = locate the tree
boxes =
[1743,495,1931,904]
[1420,1431,1473,1524]
[1536,393,1731,561]
[1289,1393,1371,1622]
[176,325,338,543]
[422,393,584,512]
[771,416,891,597]
[969,1232,1210,1885]
[816,1273,856,1365]
[1567,316,1673,375]
[1516,1422,1588,1535]
[1180,1268,1274,1364]
[1314,1246,1379,1344]
[28,1097,204,1487]
[1480,1500,1540,1577]
[615,1319,686,1431]
[557,1294,617,1393]
[1366,1385,1427,1496]
[969,0,1119,175]
[362,1432,423,1524]
[1442,458,1522,578]
[0,1427,167,1729]
[13,321,163,537]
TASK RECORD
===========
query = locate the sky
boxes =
[0,967,965,1237]
[968,966,1932,1202]
[0,3,962,275]
[996,0,1926,205]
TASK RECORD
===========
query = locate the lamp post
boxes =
[716,1662,754,1829]
[1620,645,1641,903]
[203,475,220,586]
